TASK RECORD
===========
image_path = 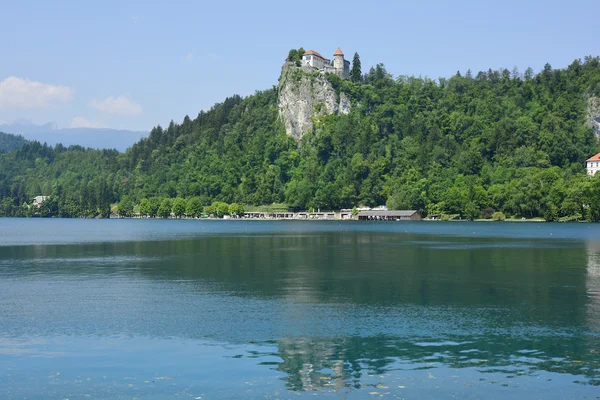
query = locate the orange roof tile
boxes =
[303,50,330,61]
[304,50,323,58]
[586,153,600,162]
[334,47,344,56]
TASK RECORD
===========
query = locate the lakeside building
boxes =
[357,210,422,221]
[586,153,600,176]
[32,196,49,208]
[243,211,336,220]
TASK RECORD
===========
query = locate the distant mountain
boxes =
[0,131,28,153]
[0,122,148,152]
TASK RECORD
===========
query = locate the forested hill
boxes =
[0,131,27,153]
[2,56,600,221]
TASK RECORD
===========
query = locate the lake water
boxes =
[0,219,599,399]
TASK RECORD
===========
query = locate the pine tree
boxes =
[350,52,362,83]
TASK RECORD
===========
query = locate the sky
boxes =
[0,0,598,132]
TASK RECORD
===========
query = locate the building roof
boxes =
[303,50,329,61]
[357,210,419,217]
[32,195,49,203]
[334,47,344,56]
[587,153,600,162]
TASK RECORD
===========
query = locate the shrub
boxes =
[491,211,506,221]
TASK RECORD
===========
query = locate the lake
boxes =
[0,219,599,399]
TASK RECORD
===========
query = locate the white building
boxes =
[302,50,330,70]
[32,195,49,208]
[586,153,600,176]
[301,48,350,79]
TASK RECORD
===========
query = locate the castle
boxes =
[301,48,350,79]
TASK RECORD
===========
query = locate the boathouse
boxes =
[357,210,422,221]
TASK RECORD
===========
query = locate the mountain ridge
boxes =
[0,123,148,152]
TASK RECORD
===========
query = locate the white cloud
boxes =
[184,53,194,62]
[0,76,73,109]
[70,116,105,129]
[89,95,142,116]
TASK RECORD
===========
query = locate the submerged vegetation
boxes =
[1,56,600,220]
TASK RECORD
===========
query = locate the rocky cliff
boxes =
[278,63,350,141]
[587,96,600,136]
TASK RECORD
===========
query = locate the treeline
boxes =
[0,131,27,153]
[1,56,600,220]
[299,58,600,221]
[0,141,119,217]
[117,196,244,218]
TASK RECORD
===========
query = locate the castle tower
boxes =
[332,48,345,76]
[332,48,350,79]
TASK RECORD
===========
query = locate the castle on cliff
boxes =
[301,48,350,79]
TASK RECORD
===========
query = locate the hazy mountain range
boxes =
[0,122,148,152]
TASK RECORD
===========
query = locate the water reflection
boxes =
[1,227,600,395]
[270,334,600,392]
[586,240,600,331]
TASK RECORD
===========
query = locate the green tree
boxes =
[287,49,299,63]
[350,52,362,83]
[491,211,506,221]
[228,203,245,216]
[0,198,15,216]
[157,198,172,218]
[186,197,203,218]
[463,202,480,221]
[39,197,58,217]
[207,201,229,218]
[97,203,111,219]
[148,197,161,218]
[139,198,151,217]
[204,203,215,216]
[172,197,187,218]
[118,195,134,217]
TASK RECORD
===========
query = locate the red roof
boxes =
[586,153,600,162]
[334,47,344,56]
[303,50,329,61]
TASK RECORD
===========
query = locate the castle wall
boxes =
[333,55,344,71]
[302,49,350,79]
[333,55,350,79]
[303,55,329,70]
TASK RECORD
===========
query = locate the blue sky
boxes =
[0,0,598,131]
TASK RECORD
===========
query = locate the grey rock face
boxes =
[278,64,351,141]
[587,96,600,136]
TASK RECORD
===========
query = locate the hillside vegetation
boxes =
[0,131,27,153]
[1,56,600,221]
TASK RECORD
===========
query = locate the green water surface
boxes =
[0,219,599,399]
